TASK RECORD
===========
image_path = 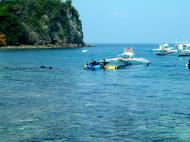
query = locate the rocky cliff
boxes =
[0,0,84,46]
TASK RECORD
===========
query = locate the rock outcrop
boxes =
[0,0,84,46]
[0,33,6,46]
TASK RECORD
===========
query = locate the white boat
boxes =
[153,43,177,55]
[176,43,190,56]
[106,48,150,67]
[81,50,88,53]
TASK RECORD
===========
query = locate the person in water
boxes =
[89,60,97,66]
[188,59,190,69]
[40,66,53,69]
[84,63,88,70]
[92,60,97,66]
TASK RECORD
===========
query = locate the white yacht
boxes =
[176,43,190,56]
[153,43,177,55]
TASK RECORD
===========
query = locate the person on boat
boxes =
[92,60,97,66]
[100,59,107,68]
[89,60,97,66]
[102,59,107,66]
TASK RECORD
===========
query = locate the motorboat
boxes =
[81,50,88,53]
[84,47,150,70]
[84,61,103,70]
[153,43,177,55]
[105,47,150,67]
[84,59,110,70]
[176,43,190,56]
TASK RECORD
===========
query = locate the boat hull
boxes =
[176,44,190,56]
[110,60,133,67]
[104,65,118,70]
[156,52,171,56]
[155,50,175,56]
[178,51,190,56]
[88,64,103,70]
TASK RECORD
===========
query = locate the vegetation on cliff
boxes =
[0,33,6,46]
[0,0,84,46]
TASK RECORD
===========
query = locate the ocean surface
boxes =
[0,44,190,142]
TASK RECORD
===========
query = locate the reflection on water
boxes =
[0,44,190,141]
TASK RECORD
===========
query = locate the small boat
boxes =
[106,47,150,67]
[87,64,102,70]
[153,43,177,55]
[176,43,190,56]
[84,48,150,70]
[81,50,88,53]
[84,60,106,70]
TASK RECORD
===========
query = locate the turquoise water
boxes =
[0,44,190,142]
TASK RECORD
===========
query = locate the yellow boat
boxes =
[104,65,119,70]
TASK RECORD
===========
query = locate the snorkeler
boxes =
[40,66,53,69]
[84,63,88,70]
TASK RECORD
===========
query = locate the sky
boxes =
[72,0,190,43]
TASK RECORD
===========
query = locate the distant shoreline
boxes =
[0,43,95,50]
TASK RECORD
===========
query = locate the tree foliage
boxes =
[0,33,6,46]
[0,0,84,45]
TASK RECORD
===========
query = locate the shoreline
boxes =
[0,43,95,50]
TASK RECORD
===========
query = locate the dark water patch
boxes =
[174,112,190,118]
[1,66,56,72]
[163,64,177,67]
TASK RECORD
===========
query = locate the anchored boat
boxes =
[153,43,177,55]
[84,61,104,70]
[84,47,150,70]
[84,59,110,70]
[106,47,150,67]
[176,43,190,56]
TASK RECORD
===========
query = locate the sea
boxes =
[0,44,190,142]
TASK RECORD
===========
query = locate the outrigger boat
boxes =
[84,47,150,70]
[153,43,177,55]
[105,48,150,68]
[176,43,190,56]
